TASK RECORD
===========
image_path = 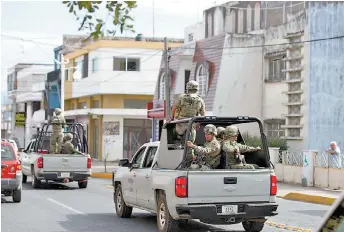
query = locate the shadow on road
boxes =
[57,212,243,232]
[22,182,79,191]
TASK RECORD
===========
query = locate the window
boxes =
[268,56,286,81]
[124,99,149,109]
[143,146,157,168]
[188,33,193,42]
[159,73,165,100]
[78,102,87,109]
[113,57,140,71]
[92,57,99,73]
[265,120,286,137]
[196,65,208,96]
[132,147,146,168]
[65,69,69,81]
[91,100,100,108]
[1,144,15,160]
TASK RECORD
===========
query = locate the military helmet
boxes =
[204,124,217,136]
[54,108,62,115]
[225,125,239,136]
[64,133,73,141]
[186,80,199,90]
[216,127,225,135]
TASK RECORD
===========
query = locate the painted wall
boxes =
[308,2,344,151]
[102,115,124,161]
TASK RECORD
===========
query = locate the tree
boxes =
[63,1,137,40]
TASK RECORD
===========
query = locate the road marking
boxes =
[47,198,86,215]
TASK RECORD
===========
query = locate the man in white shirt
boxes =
[326,141,342,168]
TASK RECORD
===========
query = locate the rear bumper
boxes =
[1,173,22,191]
[175,202,278,224]
[36,172,90,182]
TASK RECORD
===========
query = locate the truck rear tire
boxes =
[78,181,88,188]
[12,189,21,203]
[32,174,41,189]
[156,192,179,232]
[22,174,27,183]
[242,221,265,232]
[115,184,132,218]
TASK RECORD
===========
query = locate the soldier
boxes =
[49,108,66,153]
[216,126,226,143]
[186,124,221,169]
[60,133,83,154]
[222,125,261,169]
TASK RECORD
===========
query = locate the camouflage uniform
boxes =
[60,133,82,155]
[49,108,66,153]
[216,127,225,144]
[222,126,259,169]
[189,124,221,169]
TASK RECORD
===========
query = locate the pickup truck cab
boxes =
[1,141,22,203]
[20,123,92,189]
[112,116,278,232]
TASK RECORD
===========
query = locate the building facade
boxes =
[63,36,183,161]
[148,1,344,153]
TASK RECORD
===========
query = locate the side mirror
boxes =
[118,158,130,167]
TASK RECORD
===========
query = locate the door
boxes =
[122,146,147,206]
[184,70,191,91]
[135,146,158,209]
[93,119,99,159]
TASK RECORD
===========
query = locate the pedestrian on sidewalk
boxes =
[326,141,342,168]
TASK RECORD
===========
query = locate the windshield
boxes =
[1,144,15,160]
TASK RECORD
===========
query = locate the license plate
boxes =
[219,205,238,215]
[60,172,70,178]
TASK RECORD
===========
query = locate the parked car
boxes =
[1,141,22,203]
[112,116,278,232]
[20,123,92,189]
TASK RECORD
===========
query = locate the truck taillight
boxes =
[87,157,92,169]
[37,157,43,169]
[175,176,188,198]
[16,161,22,171]
[270,175,277,196]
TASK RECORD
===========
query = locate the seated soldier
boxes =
[216,127,225,143]
[186,124,221,169]
[60,133,83,155]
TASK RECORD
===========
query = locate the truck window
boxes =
[132,146,146,168]
[143,147,158,168]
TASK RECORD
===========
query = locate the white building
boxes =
[62,36,183,161]
[148,1,344,153]
[7,64,54,148]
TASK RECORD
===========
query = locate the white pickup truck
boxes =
[112,116,279,232]
[19,123,92,189]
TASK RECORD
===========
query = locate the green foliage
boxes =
[241,132,288,150]
[63,1,137,40]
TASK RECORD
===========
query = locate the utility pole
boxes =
[60,53,65,113]
[164,37,171,120]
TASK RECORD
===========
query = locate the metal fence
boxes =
[277,150,343,169]
[314,152,344,169]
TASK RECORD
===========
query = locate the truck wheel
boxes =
[156,193,179,232]
[78,181,88,189]
[12,189,21,203]
[22,174,27,183]
[242,221,265,232]
[115,184,132,218]
[32,174,41,189]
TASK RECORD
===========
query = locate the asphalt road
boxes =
[2,178,330,232]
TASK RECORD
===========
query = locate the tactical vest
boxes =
[178,93,202,118]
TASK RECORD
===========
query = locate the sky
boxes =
[0,0,229,97]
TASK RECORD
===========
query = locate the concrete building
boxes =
[7,63,54,148]
[148,1,344,153]
[63,36,183,161]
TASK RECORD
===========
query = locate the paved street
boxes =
[2,178,330,232]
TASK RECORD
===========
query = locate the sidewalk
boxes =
[91,159,118,179]
[277,182,342,205]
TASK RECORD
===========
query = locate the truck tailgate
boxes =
[42,155,88,172]
[187,170,272,204]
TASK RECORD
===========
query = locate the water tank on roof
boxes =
[135,34,143,41]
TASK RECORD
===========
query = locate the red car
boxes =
[1,141,22,203]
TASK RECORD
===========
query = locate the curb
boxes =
[91,172,112,179]
[278,192,336,206]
